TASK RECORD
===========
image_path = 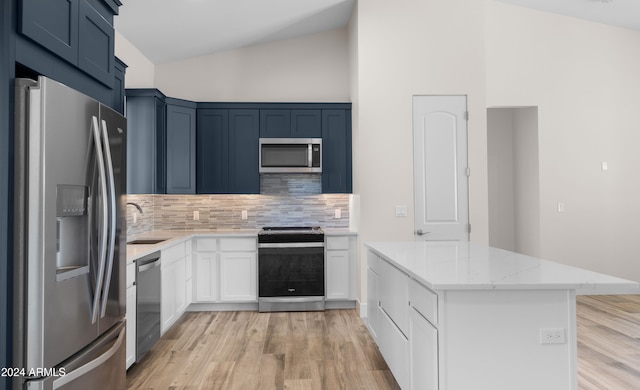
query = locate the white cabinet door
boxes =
[378,306,409,390]
[195,252,218,302]
[379,259,409,336]
[220,251,256,302]
[161,262,176,334]
[366,267,379,341]
[326,250,350,300]
[175,257,187,315]
[126,286,136,369]
[409,307,439,390]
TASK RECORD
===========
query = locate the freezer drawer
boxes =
[25,321,126,390]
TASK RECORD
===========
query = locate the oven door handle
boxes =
[258,242,325,249]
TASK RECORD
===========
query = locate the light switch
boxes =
[602,161,608,171]
[395,205,408,217]
[557,202,565,213]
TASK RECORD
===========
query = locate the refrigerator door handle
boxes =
[51,325,125,389]
[91,116,109,324]
[99,119,117,318]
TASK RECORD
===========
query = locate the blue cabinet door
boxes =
[291,110,321,138]
[125,92,166,194]
[197,109,229,194]
[166,104,197,194]
[78,0,114,86]
[229,110,260,194]
[20,0,79,65]
[322,109,352,193]
[260,109,290,138]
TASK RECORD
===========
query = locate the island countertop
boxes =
[366,241,639,293]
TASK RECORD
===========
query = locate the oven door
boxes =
[258,244,325,311]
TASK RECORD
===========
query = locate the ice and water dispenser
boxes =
[56,184,90,281]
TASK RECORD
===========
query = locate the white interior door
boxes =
[413,95,469,241]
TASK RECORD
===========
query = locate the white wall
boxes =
[513,107,540,257]
[486,1,640,281]
[114,31,155,88]
[153,28,350,102]
[487,107,540,256]
[354,0,489,307]
[488,108,516,251]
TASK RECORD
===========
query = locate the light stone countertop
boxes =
[366,240,639,293]
[126,228,357,264]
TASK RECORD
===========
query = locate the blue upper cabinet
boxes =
[166,100,197,194]
[78,0,115,86]
[20,0,80,65]
[17,0,122,111]
[229,110,260,194]
[291,110,321,138]
[322,109,352,194]
[197,109,229,194]
[125,89,166,194]
[260,109,321,138]
[260,110,291,138]
[197,108,260,194]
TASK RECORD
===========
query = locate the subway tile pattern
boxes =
[126,174,350,238]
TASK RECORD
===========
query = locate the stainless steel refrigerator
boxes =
[13,76,127,390]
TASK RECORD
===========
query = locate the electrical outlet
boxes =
[395,205,408,217]
[540,328,565,344]
[241,210,248,220]
[133,213,138,224]
[334,209,341,219]
[193,210,199,220]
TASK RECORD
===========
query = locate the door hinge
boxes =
[467,224,471,233]
[466,167,471,177]
[464,111,469,121]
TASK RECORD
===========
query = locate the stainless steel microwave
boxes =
[259,138,322,173]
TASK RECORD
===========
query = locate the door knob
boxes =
[415,229,430,236]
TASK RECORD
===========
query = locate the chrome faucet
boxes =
[126,202,143,214]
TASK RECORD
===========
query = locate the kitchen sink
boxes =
[127,239,167,245]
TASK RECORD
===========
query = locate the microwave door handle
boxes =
[90,116,108,324]
[308,144,312,167]
[99,119,117,318]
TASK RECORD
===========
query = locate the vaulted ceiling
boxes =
[115,0,640,65]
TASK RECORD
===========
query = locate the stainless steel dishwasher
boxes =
[135,251,161,362]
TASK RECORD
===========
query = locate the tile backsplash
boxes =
[126,174,350,238]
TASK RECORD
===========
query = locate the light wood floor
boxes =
[127,309,400,390]
[128,296,640,390]
[577,295,640,390]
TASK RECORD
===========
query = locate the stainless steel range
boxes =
[258,227,325,312]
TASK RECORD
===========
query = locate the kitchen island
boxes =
[365,241,639,390]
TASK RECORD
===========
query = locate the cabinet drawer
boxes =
[367,250,380,274]
[195,237,218,252]
[326,236,349,250]
[126,262,135,288]
[409,278,438,325]
[220,238,256,251]
[163,242,186,264]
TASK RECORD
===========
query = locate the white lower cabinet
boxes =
[125,284,136,369]
[220,251,256,301]
[368,251,439,390]
[161,241,190,334]
[378,306,409,390]
[409,307,438,390]
[325,235,356,301]
[366,267,379,341]
[193,236,257,304]
[195,251,219,302]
